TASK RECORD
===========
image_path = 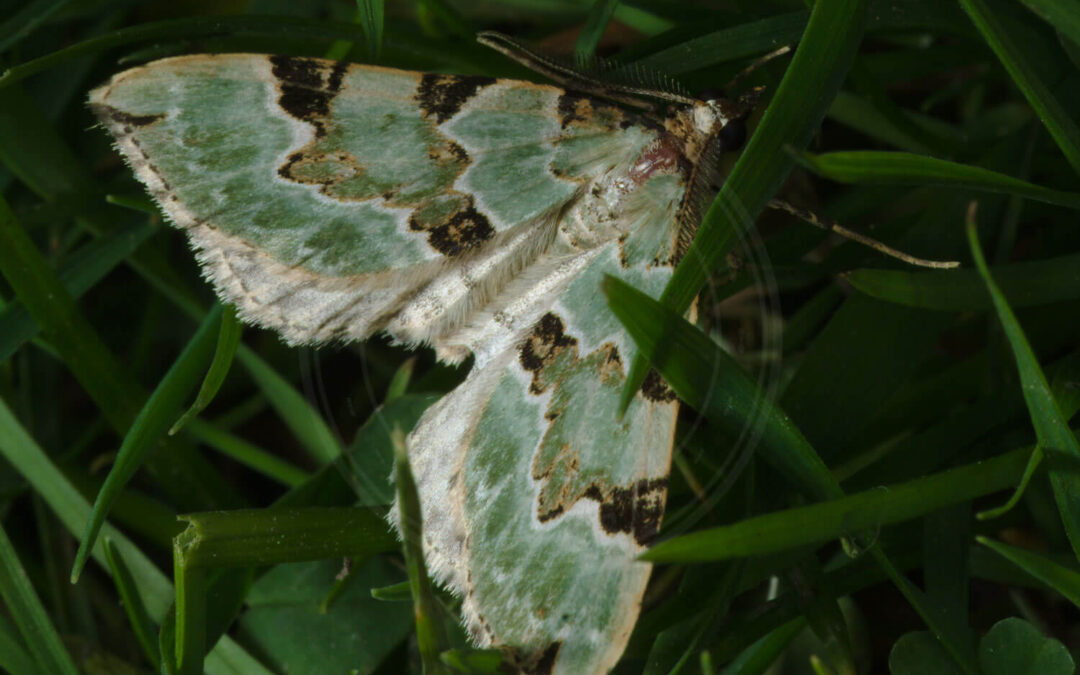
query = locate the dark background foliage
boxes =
[0,0,1078,673]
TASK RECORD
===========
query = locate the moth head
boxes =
[692,87,761,151]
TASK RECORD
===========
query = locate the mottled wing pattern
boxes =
[89,54,659,350]
[92,53,696,675]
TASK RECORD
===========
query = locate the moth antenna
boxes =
[768,199,960,269]
[477,31,697,109]
[725,45,793,92]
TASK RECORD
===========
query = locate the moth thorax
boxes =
[692,100,732,136]
[559,171,637,250]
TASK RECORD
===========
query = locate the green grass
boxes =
[1,0,1079,673]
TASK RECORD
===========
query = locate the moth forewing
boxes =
[89,37,747,674]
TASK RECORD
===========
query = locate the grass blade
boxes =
[170,304,242,435]
[183,419,309,487]
[0,398,270,673]
[604,275,841,504]
[0,0,75,53]
[0,219,155,362]
[0,16,365,89]
[358,0,384,61]
[977,536,1080,607]
[958,0,1080,176]
[798,151,1080,209]
[967,206,1080,562]
[871,549,977,673]
[0,613,38,675]
[173,546,206,675]
[0,521,78,675]
[103,538,161,670]
[620,0,867,413]
[640,447,1026,563]
[393,428,450,674]
[847,253,1080,310]
[1019,0,1080,47]
[174,507,397,568]
[238,349,342,465]
[71,305,223,582]
[0,193,140,432]
[576,0,620,63]
[635,11,807,75]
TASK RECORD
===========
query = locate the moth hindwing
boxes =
[89,41,745,674]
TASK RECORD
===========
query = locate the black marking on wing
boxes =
[584,477,668,545]
[426,203,494,256]
[415,74,496,124]
[407,195,494,256]
[641,368,677,403]
[518,312,577,395]
[556,92,590,128]
[270,55,350,138]
[103,107,165,132]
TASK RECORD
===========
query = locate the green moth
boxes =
[89,34,752,674]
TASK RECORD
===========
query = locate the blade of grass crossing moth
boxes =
[604,275,841,504]
[0,399,272,673]
[967,206,1080,561]
[104,538,161,669]
[976,536,1080,607]
[797,151,1080,208]
[0,218,156,362]
[619,0,868,415]
[393,428,450,675]
[1019,0,1080,47]
[640,445,1027,563]
[846,252,1080,311]
[958,0,1080,176]
[170,304,242,435]
[0,521,79,675]
[575,0,619,63]
[71,305,224,583]
[358,0,384,61]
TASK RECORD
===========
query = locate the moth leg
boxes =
[768,198,960,269]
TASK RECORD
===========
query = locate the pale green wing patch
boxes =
[89,54,657,347]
